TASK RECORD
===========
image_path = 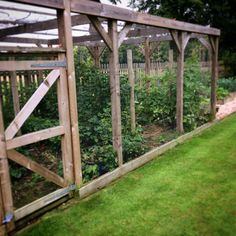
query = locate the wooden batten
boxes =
[0,60,64,72]
[6,126,65,150]
[108,19,123,166]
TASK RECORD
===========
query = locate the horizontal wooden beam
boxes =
[10,0,64,9]
[0,60,65,71]
[6,126,65,150]
[0,14,89,38]
[0,37,49,45]
[0,5,56,16]
[5,69,60,140]
[14,185,74,220]
[71,0,220,36]
[7,150,67,188]
[0,47,65,54]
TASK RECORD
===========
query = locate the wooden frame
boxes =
[0,0,220,234]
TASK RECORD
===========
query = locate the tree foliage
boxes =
[129,0,236,75]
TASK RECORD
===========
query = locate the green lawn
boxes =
[17,114,236,236]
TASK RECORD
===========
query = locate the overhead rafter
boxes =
[0,14,89,38]
[10,0,64,9]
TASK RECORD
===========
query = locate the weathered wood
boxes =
[0,96,15,231]
[127,49,136,132]
[0,14,89,38]
[9,62,21,137]
[14,185,75,221]
[88,16,113,51]
[168,49,174,69]
[0,176,6,236]
[108,20,123,166]
[209,36,219,120]
[144,38,151,76]
[10,0,64,9]
[7,150,67,187]
[171,31,190,133]
[0,47,65,53]
[79,120,218,199]
[0,60,64,72]
[71,0,220,36]
[57,0,82,185]
[5,69,60,140]
[57,53,74,184]
[6,126,64,150]
[14,119,218,222]
[118,23,133,48]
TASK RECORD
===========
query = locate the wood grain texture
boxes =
[5,69,60,140]
[71,0,220,36]
[6,126,64,150]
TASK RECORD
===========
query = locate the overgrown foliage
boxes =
[135,55,211,131]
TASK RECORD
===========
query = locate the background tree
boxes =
[128,0,236,76]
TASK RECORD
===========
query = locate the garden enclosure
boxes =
[0,0,220,235]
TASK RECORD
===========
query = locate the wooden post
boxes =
[108,20,123,166]
[0,176,6,236]
[9,63,21,136]
[144,38,151,76]
[57,0,82,185]
[0,96,14,232]
[57,53,74,184]
[168,49,174,70]
[209,36,219,120]
[127,49,136,132]
[171,31,191,133]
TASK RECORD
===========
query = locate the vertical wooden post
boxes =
[0,96,14,232]
[57,53,74,184]
[93,46,101,68]
[127,49,136,132]
[168,49,174,70]
[176,34,185,133]
[108,19,123,166]
[144,38,151,76]
[9,63,21,136]
[0,177,6,236]
[57,0,82,185]
[171,31,191,133]
[209,36,219,120]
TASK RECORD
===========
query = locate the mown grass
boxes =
[17,114,236,236]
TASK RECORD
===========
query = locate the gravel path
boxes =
[216,93,236,120]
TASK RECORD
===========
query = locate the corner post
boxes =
[108,20,123,166]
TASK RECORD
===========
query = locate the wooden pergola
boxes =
[0,0,220,234]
